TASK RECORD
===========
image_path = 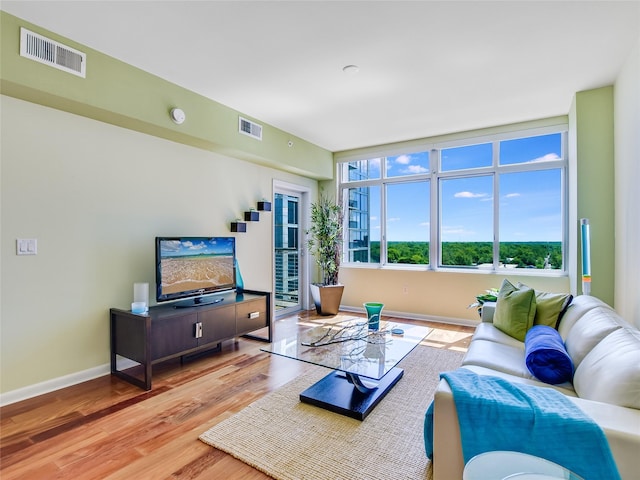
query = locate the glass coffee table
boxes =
[463,451,585,479]
[261,318,431,420]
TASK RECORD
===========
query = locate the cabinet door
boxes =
[151,313,198,361]
[236,297,267,334]
[198,304,236,345]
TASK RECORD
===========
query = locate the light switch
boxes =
[17,238,37,255]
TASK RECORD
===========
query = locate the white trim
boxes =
[273,180,312,313]
[334,116,568,163]
[0,304,474,406]
[0,363,111,407]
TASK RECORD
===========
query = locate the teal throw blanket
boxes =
[424,369,620,480]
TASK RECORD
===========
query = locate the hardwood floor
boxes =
[0,310,474,479]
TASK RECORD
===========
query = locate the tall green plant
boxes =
[307,192,344,285]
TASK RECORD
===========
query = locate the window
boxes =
[440,175,493,267]
[346,185,380,262]
[339,126,567,272]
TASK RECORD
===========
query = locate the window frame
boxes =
[338,123,569,275]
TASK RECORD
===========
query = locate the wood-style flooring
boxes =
[0,310,474,479]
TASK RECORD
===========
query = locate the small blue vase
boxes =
[235,258,244,295]
[363,302,384,331]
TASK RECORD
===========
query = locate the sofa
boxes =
[431,293,640,480]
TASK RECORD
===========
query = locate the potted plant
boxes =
[467,288,499,318]
[307,191,344,315]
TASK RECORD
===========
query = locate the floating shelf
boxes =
[244,210,260,221]
[230,221,247,233]
[230,200,271,232]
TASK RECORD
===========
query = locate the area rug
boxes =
[199,346,464,480]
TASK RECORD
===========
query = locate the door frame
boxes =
[272,180,311,315]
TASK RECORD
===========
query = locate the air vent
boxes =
[239,116,263,141]
[20,28,86,78]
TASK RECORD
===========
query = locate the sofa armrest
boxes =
[481,301,496,323]
[432,373,640,480]
[568,397,640,480]
[432,379,464,480]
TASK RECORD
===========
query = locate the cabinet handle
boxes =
[248,312,260,319]
[194,322,203,339]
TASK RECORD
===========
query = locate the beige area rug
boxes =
[199,346,464,480]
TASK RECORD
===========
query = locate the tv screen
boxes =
[155,236,236,307]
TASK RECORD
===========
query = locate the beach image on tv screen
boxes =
[159,238,234,295]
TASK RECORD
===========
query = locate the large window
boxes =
[339,126,567,272]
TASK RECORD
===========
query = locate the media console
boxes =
[110,290,271,390]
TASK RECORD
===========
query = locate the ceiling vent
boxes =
[239,116,263,141]
[20,28,86,78]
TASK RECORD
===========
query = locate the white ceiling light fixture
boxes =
[170,107,186,125]
[342,64,360,76]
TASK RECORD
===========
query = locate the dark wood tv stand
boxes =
[110,290,271,390]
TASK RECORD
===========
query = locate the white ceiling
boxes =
[3,1,639,152]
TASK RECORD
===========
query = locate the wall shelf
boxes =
[230,200,271,232]
[244,210,260,221]
[230,221,247,232]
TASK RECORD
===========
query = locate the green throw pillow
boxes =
[493,279,536,341]
[519,285,573,329]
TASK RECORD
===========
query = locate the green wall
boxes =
[573,87,615,305]
[0,11,333,180]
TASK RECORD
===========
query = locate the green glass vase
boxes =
[363,302,384,331]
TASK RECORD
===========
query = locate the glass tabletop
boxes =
[261,319,431,381]
[463,451,585,480]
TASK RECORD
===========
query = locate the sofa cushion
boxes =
[471,322,525,348]
[574,328,640,409]
[557,295,614,340]
[493,279,536,342]
[461,339,535,380]
[524,325,574,385]
[462,365,576,395]
[532,290,573,328]
[564,306,625,368]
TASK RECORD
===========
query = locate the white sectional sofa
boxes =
[431,294,640,480]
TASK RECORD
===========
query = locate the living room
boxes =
[1,1,639,478]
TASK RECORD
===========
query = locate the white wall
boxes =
[614,36,640,328]
[0,95,317,396]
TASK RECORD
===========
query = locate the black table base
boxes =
[299,367,404,420]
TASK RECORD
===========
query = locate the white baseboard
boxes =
[1,310,475,407]
[0,363,111,407]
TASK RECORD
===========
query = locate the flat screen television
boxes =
[155,236,236,308]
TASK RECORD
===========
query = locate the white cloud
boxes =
[403,164,428,174]
[395,154,411,165]
[455,191,489,199]
[504,193,521,198]
[188,241,207,250]
[528,153,560,163]
[388,217,401,222]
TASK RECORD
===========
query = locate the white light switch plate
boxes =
[17,238,37,255]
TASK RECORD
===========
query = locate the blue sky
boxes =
[363,133,562,242]
[160,237,235,256]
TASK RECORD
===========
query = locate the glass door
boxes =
[274,191,302,315]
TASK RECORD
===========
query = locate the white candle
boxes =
[133,282,149,312]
